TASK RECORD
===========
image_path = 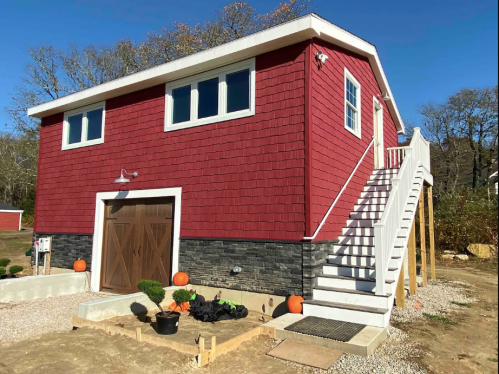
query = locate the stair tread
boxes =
[314,285,393,298]
[330,254,402,260]
[303,299,390,314]
[323,263,398,271]
[318,274,396,284]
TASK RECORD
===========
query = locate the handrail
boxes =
[373,128,431,295]
[304,137,376,241]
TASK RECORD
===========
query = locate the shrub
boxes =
[0,267,5,277]
[138,280,167,315]
[171,289,191,312]
[9,265,24,276]
[0,258,11,267]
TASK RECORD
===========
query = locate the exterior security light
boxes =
[232,266,242,273]
[114,169,138,184]
[378,92,391,102]
[316,50,329,64]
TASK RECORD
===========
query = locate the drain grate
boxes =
[284,317,366,342]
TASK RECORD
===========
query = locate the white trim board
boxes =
[90,187,182,292]
[27,14,405,135]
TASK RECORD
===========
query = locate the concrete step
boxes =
[302,300,390,328]
[317,274,396,294]
[313,286,393,309]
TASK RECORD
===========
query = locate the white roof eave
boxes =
[27,14,405,134]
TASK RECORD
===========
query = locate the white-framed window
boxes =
[62,102,105,150]
[344,68,361,138]
[165,59,256,132]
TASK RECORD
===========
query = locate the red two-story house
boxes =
[28,14,433,328]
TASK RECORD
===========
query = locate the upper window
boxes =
[62,102,105,150]
[344,68,361,138]
[165,59,255,131]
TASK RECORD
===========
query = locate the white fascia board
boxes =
[27,13,405,134]
[0,210,24,213]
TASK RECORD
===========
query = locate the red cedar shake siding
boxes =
[0,212,21,231]
[34,43,307,241]
[309,39,399,242]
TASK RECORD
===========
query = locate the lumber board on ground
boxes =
[217,327,262,356]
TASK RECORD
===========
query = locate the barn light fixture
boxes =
[315,50,329,64]
[378,92,391,102]
[114,169,138,184]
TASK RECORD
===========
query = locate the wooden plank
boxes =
[396,265,406,308]
[107,325,138,340]
[211,336,217,360]
[260,326,277,339]
[197,350,212,368]
[72,316,108,330]
[198,337,205,354]
[408,219,418,295]
[216,327,261,356]
[141,334,199,355]
[428,186,436,280]
[419,189,428,287]
[136,327,142,342]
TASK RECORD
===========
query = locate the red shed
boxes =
[0,203,23,231]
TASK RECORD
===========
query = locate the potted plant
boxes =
[137,280,191,335]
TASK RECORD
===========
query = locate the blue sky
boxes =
[0,0,497,132]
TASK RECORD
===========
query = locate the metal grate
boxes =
[284,317,366,342]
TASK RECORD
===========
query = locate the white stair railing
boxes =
[373,128,431,296]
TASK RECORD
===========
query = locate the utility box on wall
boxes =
[35,237,52,253]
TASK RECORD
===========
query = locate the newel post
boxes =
[374,224,386,296]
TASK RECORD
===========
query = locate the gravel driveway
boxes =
[0,292,108,343]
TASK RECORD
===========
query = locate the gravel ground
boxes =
[268,326,426,374]
[0,292,108,343]
[392,280,476,323]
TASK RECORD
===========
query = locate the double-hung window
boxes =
[165,59,256,131]
[62,102,105,150]
[344,68,361,138]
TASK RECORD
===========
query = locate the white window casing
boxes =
[62,102,106,151]
[165,59,256,132]
[344,68,362,139]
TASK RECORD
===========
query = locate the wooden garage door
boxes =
[101,198,174,294]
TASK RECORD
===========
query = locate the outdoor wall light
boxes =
[378,92,392,102]
[114,169,138,184]
[315,50,329,64]
[232,266,242,274]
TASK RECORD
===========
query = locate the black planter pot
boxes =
[156,312,180,335]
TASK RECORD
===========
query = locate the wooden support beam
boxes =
[408,219,418,295]
[419,188,428,287]
[428,186,436,280]
[396,263,406,308]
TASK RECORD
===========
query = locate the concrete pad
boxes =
[264,314,387,357]
[0,273,88,303]
[268,339,343,369]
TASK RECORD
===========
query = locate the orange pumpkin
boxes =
[173,272,189,286]
[287,295,304,314]
[73,259,87,273]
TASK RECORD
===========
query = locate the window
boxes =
[344,68,361,138]
[165,59,255,131]
[62,102,105,150]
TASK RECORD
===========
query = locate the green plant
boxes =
[0,267,6,277]
[423,313,457,325]
[138,280,167,316]
[0,258,11,267]
[451,301,472,308]
[9,265,24,276]
[171,289,191,313]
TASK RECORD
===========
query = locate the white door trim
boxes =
[373,97,384,169]
[90,187,182,292]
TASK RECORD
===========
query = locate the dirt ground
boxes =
[0,229,33,277]
[396,263,499,374]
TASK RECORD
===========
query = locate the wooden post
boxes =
[396,263,406,308]
[428,186,436,280]
[419,189,428,287]
[198,337,205,354]
[211,336,217,360]
[408,219,418,295]
[136,327,142,342]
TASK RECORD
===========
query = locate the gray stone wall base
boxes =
[32,233,93,270]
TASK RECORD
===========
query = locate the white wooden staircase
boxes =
[302,129,432,328]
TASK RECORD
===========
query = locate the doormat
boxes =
[284,316,366,342]
[267,339,343,370]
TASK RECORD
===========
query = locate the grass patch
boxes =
[451,301,473,308]
[423,313,458,325]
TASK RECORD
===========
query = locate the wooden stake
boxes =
[396,264,406,308]
[198,337,205,354]
[136,327,142,342]
[211,336,217,360]
[419,189,428,287]
[428,186,436,280]
[408,219,418,295]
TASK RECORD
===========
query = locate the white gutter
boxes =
[27,14,405,134]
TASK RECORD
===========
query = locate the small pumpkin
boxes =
[173,272,189,286]
[73,259,87,273]
[287,295,304,314]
